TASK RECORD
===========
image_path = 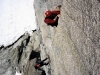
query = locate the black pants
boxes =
[39,58,48,66]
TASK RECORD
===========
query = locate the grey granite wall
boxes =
[34,0,100,75]
[0,31,42,75]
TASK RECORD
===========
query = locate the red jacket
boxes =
[45,10,60,17]
[45,10,60,25]
[51,10,60,15]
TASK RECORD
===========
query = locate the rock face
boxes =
[34,0,100,75]
[0,0,100,75]
[0,32,42,75]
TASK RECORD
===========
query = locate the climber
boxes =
[35,56,50,70]
[44,5,61,27]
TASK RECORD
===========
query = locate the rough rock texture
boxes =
[0,31,42,75]
[0,0,100,75]
[34,0,100,75]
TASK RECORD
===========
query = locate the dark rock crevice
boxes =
[29,50,40,60]
[17,45,24,64]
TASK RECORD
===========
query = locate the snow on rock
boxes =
[15,71,22,75]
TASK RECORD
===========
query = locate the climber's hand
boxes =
[57,14,60,17]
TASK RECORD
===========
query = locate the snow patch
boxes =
[15,71,22,75]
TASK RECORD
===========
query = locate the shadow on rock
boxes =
[42,70,46,75]
[97,0,100,2]
[29,50,40,60]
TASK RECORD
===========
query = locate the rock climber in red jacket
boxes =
[44,5,61,27]
[35,56,50,71]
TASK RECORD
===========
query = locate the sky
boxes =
[0,0,36,46]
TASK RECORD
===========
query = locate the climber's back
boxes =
[44,5,61,27]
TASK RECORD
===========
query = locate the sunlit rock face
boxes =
[34,0,100,75]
